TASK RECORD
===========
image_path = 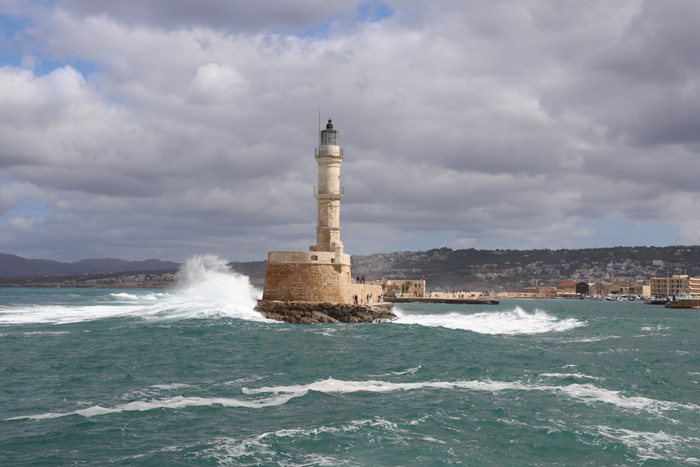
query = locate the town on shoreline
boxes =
[3,246,700,303]
[2,268,699,305]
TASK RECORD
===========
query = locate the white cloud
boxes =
[0,0,698,261]
[189,63,248,104]
[8,217,36,229]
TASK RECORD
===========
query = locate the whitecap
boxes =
[9,377,696,421]
[538,373,604,381]
[243,377,698,415]
[110,292,140,300]
[369,365,422,378]
[552,336,620,344]
[222,376,265,386]
[596,425,700,463]
[5,393,297,421]
[0,304,148,325]
[392,365,422,376]
[196,435,275,464]
[197,435,351,466]
[0,330,71,337]
[150,383,195,390]
[392,306,585,335]
[0,254,266,325]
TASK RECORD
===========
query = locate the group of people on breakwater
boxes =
[353,294,384,305]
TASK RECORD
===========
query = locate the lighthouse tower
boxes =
[262,118,356,304]
[311,118,344,253]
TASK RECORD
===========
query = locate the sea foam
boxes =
[7,377,697,421]
[5,393,297,421]
[0,254,264,325]
[109,292,141,300]
[0,303,148,325]
[392,306,585,335]
[163,254,264,322]
[243,377,699,415]
[596,426,700,463]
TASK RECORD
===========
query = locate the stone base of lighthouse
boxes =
[263,250,354,303]
[262,250,384,305]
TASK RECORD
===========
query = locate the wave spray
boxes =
[392,306,585,335]
[0,254,265,325]
[169,254,264,321]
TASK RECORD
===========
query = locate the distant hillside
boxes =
[351,245,700,290]
[4,245,700,291]
[222,246,700,291]
[0,253,181,277]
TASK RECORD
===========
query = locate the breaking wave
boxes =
[0,254,263,325]
[7,376,696,421]
[392,306,585,335]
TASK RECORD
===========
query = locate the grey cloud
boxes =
[539,0,700,149]
[2,0,700,262]
[54,0,368,33]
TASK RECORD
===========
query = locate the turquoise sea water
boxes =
[1,263,699,465]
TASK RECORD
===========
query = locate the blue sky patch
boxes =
[356,1,394,23]
[294,17,333,39]
[33,57,97,77]
[1,199,54,222]
[0,12,97,77]
[292,1,393,38]
[0,14,31,67]
[0,13,31,39]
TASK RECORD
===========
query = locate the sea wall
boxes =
[665,299,700,309]
[350,283,384,304]
[386,297,499,305]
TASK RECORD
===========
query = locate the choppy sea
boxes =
[1,258,699,466]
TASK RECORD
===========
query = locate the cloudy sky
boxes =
[1,0,699,262]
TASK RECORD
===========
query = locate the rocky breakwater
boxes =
[256,301,396,324]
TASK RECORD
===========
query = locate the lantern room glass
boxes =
[321,129,338,146]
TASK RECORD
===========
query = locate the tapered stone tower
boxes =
[262,118,368,304]
[311,119,344,253]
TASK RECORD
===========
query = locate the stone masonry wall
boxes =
[263,262,353,303]
[350,284,384,304]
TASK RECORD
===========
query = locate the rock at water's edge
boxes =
[255,300,395,324]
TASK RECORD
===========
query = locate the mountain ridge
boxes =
[3,245,700,290]
[0,253,181,277]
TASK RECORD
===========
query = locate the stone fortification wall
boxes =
[267,250,350,265]
[263,251,353,303]
[351,284,384,304]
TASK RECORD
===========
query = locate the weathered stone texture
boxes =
[263,262,353,303]
[350,284,384,303]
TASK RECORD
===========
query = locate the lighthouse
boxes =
[312,118,344,254]
[262,117,382,305]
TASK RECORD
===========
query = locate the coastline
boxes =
[385,297,499,305]
[0,272,178,289]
